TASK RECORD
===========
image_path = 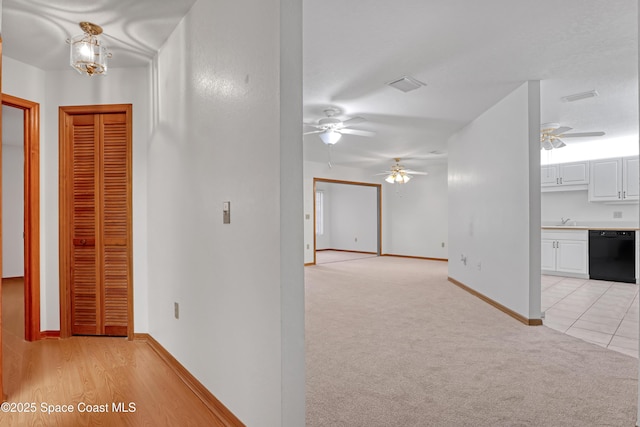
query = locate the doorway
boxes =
[1,94,41,343]
[312,178,382,265]
[59,104,133,339]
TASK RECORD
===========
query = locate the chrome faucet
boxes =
[560,217,571,225]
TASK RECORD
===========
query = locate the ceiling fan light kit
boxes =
[303,107,375,146]
[540,122,605,151]
[67,22,112,76]
[319,130,342,145]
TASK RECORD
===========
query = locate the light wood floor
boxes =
[2,278,225,426]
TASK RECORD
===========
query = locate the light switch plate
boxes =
[223,201,231,224]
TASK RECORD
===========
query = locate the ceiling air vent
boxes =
[386,76,426,93]
[561,90,599,103]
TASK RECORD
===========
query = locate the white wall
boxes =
[44,67,151,332]
[146,0,303,425]
[3,56,151,332]
[542,191,639,226]
[383,162,448,259]
[2,143,23,278]
[304,161,378,263]
[316,182,377,252]
[304,160,449,262]
[448,81,541,320]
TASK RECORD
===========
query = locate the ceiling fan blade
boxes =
[551,126,572,135]
[303,130,323,135]
[404,170,429,175]
[304,123,325,129]
[374,171,393,176]
[560,131,605,138]
[341,116,366,127]
[340,128,376,137]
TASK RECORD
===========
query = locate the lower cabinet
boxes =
[541,230,588,277]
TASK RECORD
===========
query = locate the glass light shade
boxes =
[385,174,396,183]
[69,33,109,76]
[319,130,342,145]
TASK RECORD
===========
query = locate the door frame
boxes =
[312,178,382,265]
[58,104,134,339]
[2,94,41,342]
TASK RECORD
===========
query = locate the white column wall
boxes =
[448,81,541,320]
[146,0,303,425]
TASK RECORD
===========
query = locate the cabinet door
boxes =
[559,162,588,185]
[541,165,559,186]
[541,239,557,271]
[623,156,639,200]
[556,240,588,275]
[589,158,622,201]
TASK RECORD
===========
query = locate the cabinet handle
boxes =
[623,191,626,199]
[619,191,622,199]
[556,178,559,184]
[560,177,563,184]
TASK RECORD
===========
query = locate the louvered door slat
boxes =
[70,118,98,335]
[101,115,130,335]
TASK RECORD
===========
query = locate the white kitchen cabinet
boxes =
[589,156,639,202]
[541,230,588,277]
[541,161,589,191]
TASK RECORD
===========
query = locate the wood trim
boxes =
[304,262,315,266]
[59,104,134,339]
[382,254,448,262]
[39,330,61,339]
[134,334,245,426]
[2,93,41,342]
[0,36,5,403]
[317,249,377,255]
[2,275,25,280]
[448,277,543,326]
[313,177,383,264]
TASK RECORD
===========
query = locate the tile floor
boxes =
[542,275,639,358]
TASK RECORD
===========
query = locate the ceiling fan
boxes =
[540,123,605,150]
[304,108,376,145]
[376,158,428,184]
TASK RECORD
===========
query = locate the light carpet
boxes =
[305,256,637,426]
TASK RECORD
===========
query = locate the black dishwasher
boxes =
[588,230,636,283]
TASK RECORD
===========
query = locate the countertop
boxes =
[542,225,639,231]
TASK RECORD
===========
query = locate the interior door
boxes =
[60,105,132,338]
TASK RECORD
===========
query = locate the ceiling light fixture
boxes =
[385,171,411,184]
[386,76,426,93]
[319,129,342,145]
[67,22,112,76]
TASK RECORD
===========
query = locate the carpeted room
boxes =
[305,255,637,426]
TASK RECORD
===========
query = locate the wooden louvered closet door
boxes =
[60,105,132,338]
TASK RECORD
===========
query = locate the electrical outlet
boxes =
[614,211,623,219]
[305,214,310,220]
[306,244,310,250]
[174,302,179,319]
[441,242,445,248]
[354,237,358,242]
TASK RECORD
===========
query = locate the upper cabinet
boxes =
[541,161,589,191]
[588,156,639,202]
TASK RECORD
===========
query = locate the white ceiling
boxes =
[1,0,637,173]
[2,0,196,70]
[303,0,638,171]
